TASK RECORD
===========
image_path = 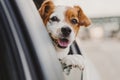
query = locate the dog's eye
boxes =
[71,19,78,24]
[50,16,59,22]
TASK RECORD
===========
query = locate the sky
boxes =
[53,0,120,18]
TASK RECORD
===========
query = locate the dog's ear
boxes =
[74,6,91,27]
[39,0,54,24]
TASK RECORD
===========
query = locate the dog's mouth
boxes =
[51,36,70,49]
[57,38,69,48]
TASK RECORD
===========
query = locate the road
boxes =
[79,39,120,80]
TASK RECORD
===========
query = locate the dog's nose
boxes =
[61,27,71,37]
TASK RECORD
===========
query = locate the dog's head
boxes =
[39,0,91,49]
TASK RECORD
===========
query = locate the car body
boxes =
[0,0,64,80]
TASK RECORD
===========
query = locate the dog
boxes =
[39,0,91,75]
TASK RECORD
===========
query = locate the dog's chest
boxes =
[56,47,69,59]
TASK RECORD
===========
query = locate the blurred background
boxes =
[78,17,120,80]
[76,0,120,80]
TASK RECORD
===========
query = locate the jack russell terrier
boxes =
[39,0,91,75]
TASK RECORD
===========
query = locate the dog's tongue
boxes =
[58,39,69,48]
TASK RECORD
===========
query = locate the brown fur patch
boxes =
[39,0,55,26]
[74,6,91,27]
[65,6,91,36]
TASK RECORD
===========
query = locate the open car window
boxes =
[33,0,44,9]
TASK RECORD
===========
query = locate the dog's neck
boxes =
[55,45,70,59]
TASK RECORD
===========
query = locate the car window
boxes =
[33,0,44,9]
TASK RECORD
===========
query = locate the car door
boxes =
[0,0,64,80]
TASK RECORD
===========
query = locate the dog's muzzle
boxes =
[50,36,70,49]
[49,27,72,49]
